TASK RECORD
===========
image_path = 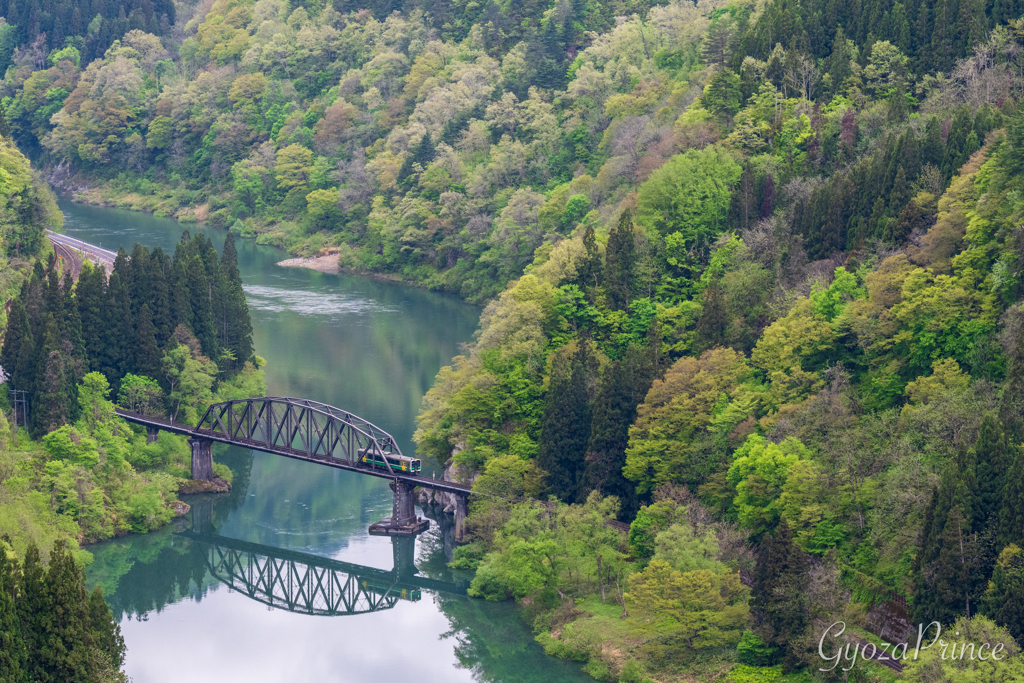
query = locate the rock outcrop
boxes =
[416,458,477,512]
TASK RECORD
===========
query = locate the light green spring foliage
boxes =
[468,492,626,602]
[901,616,1024,683]
[0,372,192,558]
[0,135,62,258]
[625,559,749,652]
[652,521,721,573]
[0,134,61,303]
[726,435,811,537]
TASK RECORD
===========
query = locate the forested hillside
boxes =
[1,0,1014,300]
[6,0,1024,679]
[0,132,61,304]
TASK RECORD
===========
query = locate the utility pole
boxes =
[9,389,27,443]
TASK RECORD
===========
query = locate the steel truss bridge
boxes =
[115,397,471,538]
[181,531,467,617]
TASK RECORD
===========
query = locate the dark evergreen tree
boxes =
[574,223,601,295]
[42,542,98,682]
[983,544,1024,643]
[217,232,253,371]
[921,115,944,169]
[76,264,116,380]
[135,303,161,380]
[998,449,1024,549]
[943,106,974,180]
[397,131,435,188]
[88,586,125,673]
[128,243,151,317]
[170,251,193,333]
[0,299,31,388]
[32,314,73,436]
[62,270,86,367]
[0,539,26,682]
[604,209,635,311]
[826,27,853,97]
[18,543,49,683]
[148,248,173,346]
[694,281,727,351]
[581,343,653,519]
[1007,106,1024,176]
[752,521,808,672]
[975,415,1009,529]
[887,165,908,221]
[537,340,594,503]
[930,505,986,621]
[187,254,217,360]
[106,271,134,384]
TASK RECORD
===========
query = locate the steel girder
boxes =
[194,397,402,474]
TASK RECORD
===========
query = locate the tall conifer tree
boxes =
[135,304,161,380]
[581,343,653,518]
[0,539,26,681]
[88,586,125,672]
[975,415,1009,528]
[752,521,808,672]
[148,248,173,346]
[188,254,218,360]
[106,271,134,384]
[218,232,253,371]
[983,544,1024,642]
[42,542,99,681]
[33,314,72,436]
[538,340,594,502]
[605,209,636,311]
[998,449,1024,549]
[18,543,49,683]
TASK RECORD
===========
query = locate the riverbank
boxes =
[276,254,341,274]
[50,175,503,303]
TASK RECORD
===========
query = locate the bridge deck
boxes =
[115,409,474,496]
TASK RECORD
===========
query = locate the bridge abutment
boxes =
[146,426,160,444]
[188,438,215,481]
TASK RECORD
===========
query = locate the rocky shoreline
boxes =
[177,477,232,495]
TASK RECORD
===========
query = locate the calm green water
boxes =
[60,201,589,683]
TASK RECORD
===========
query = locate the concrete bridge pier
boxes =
[454,494,469,543]
[188,438,215,481]
[369,480,429,535]
[146,426,160,444]
[392,480,417,526]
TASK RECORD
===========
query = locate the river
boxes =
[59,201,590,683]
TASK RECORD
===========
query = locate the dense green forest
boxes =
[1,539,128,683]
[5,0,1024,679]
[0,227,261,553]
[3,0,1024,300]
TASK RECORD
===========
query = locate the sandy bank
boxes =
[276,254,341,274]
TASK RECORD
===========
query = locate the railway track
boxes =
[46,230,117,276]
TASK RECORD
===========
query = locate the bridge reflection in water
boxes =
[180,530,468,617]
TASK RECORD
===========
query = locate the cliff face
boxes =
[417,457,477,513]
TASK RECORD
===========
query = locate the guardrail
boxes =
[46,230,118,267]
